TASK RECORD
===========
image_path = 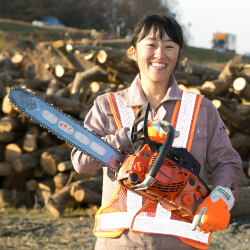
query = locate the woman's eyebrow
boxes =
[145,37,173,42]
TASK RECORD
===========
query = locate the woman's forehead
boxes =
[139,28,171,42]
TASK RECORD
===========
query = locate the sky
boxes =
[175,0,250,54]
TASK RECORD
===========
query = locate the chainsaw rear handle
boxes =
[132,124,176,191]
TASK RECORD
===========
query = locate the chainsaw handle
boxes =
[133,124,176,191]
[197,176,211,198]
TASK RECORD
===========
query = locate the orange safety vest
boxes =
[94,89,212,249]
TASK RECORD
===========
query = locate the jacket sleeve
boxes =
[71,95,131,174]
[205,99,242,194]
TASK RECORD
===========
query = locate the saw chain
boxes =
[8,87,124,172]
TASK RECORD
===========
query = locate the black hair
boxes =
[130,12,185,71]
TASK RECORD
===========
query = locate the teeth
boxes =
[151,63,166,68]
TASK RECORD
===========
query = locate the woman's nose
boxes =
[154,47,165,58]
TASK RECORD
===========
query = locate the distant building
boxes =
[212,33,236,53]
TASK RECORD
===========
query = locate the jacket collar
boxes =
[127,74,182,107]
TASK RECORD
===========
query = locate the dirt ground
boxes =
[0,206,250,250]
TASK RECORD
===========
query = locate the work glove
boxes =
[191,186,235,233]
[127,119,179,143]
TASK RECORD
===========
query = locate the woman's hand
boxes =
[191,186,235,233]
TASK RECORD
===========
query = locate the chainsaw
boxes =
[8,87,211,222]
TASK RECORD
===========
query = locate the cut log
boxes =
[32,89,85,114]
[0,162,14,176]
[11,54,29,78]
[53,172,70,192]
[57,161,74,172]
[55,65,77,78]
[52,40,85,72]
[201,78,234,95]
[44,63,73,86]
[233,77,250,101]
[212,99,250,134]
[70,65,109,100]
[96,50,138,74]
[174,71,203,86]
[26,179,38,192]
[47,176,102,217]
[33,166,45,178]
[46,79,60,95]
[12,149,45,172]
[0,80,6,99]
[38,131,57,148]
[19,79,50,92]
[230,132,250,149]
[0,189,26,207]
[22,124,40,152]
[0,143,6,162]
[218,60,234,79]
[2,176,26,191]
[35,179,55,208]
[178,84,201,95]
[73,187,101,205]
[4,139,23,163]
[0,115,25,132]
[230,186,250,217]
[0,131,22,143]
[181,58,220,81]
[40,144,73,175]
[2,89,18,115]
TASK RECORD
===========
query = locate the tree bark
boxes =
[52,40,85,72]
[230,132,250,149]
[230,186,250,217]
[47,176,102,217]
[22,124,40,152]
[73,187,101,205]
[57,161,74,172]
[12,149,45,172]
[0,115,25,132]
[4,139,23,163]
[40,144,73,175]
[181,58,220,81]
[174,71,203,86]
[53,172,70,192]
[201,78,234,95]
[233,77,250,101]
[0,189,26,207]
[212,99,250,134]
[55,65,77,78]
[69,65,109,100]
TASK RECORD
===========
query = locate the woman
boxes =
[71,13,241,250]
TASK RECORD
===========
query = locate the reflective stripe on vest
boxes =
[94,89,211,249]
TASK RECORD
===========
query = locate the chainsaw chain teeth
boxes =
[9,87,120,172]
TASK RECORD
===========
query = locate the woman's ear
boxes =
[131,46,137,61]
[179,50,182,57]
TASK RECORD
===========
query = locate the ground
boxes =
[0,207,250,250]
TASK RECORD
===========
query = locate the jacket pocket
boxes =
[190,125,207,163]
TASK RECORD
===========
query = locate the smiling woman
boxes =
[71,12,242,250]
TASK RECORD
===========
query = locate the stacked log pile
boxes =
[0,39,249,217]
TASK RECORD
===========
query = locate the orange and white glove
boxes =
[127,119,179,142]
[191,186,235,233]
[147,120,180,144]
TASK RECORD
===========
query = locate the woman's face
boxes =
[132,29,180,86]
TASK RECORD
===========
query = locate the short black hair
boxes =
[130,12,185,71]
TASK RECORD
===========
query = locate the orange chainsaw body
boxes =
[117,143,209,222]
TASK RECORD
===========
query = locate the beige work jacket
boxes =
[71,74,242,250]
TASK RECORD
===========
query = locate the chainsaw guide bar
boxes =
[8,87,124,172]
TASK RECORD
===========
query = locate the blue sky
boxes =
[175,0,250,54]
